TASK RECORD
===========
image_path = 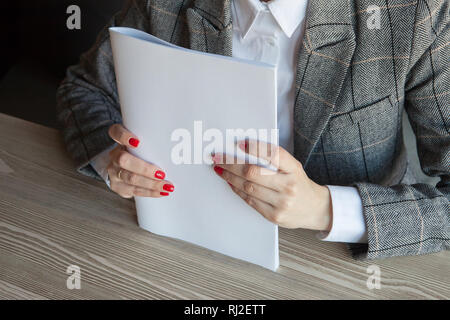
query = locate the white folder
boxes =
[109,27,279,271]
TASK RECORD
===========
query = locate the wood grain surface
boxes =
[0,113,448,300]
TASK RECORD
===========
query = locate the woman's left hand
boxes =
[212,140,333,231]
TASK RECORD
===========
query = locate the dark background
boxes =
[0,0,124,128]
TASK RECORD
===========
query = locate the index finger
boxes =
[237,139,297,173]
[108,124,140,148]
[212,154,283,190]
[111,148,166,181]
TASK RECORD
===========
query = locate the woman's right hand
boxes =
[107,124,175,199]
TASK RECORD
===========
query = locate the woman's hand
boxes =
[212,140,332,231]
[106,124,175,199]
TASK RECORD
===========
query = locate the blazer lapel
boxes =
[186,0,233,56]
[293,0,356,165]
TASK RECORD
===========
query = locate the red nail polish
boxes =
[155,170,165,180]
[214,166,224,176]
[163,184,174,192]
[228,182,233,187]
[129,138,140,148]
[239,140,248,151]
[160,192,169,196]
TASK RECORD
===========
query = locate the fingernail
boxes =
[155,170,166,180]
[214,166,223,176]
[160,192,169,196]
[129,138,140,148]
[228,182,233,187]
[163,184,175,192]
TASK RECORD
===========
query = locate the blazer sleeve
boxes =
[56,0,150,179]
[348,1,450,260]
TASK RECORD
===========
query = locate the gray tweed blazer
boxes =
[56,0,450,260]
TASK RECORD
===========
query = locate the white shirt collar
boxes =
[233,0,308,39]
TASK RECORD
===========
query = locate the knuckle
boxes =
[147,180,158,190]
[142,164,155,178]
[133,187,145,197]
[278,197,293,210]
[283,182,297,196]
[269,154,280,167]
[129,186,138,196]
[243,181,255,194]
[245,196,255,207]
[137,188,154,198]
[106,164,114,175]
[244,165,259,180]
[154,181,165,190]
[117,151,130,167]
[221,170,230,181]
[118,191,132,199]
[271,210,285,224]
[128,173,139,185]
[112,181,129,198]
[268,147,279,164]
[110,180,118,190]
[297,161,304,171]
[115,185,131,198]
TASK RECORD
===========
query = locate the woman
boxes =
[56,0,449,260]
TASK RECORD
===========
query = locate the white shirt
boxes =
[91,0,368,244]
[231,0,306,153]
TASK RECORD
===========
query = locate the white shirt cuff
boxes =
[317,185,368,243]
[90,146,115,189]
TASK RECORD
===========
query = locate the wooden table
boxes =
[0,113,448,300]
